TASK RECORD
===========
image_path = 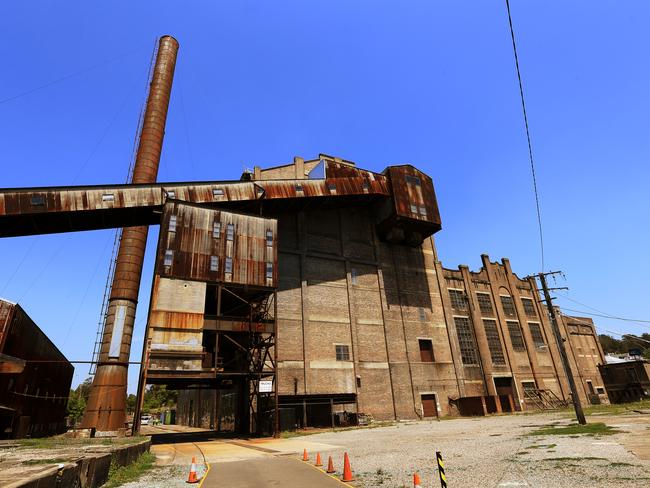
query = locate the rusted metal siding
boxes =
[0,300,73,438]
[386,165,441,228]
[157,202,278,288]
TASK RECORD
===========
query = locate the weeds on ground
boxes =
[22,458,69,465]
[525,443,557,449]
[103,452,157,488]
[527,422,620,437]
[543,456,606,462]
[17,435,148,449]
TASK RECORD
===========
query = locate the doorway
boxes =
[493,377,515,412]
[421,394,438,418]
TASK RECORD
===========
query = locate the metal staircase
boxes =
[524,388,569,410]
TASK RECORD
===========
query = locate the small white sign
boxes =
[259,380,273,393]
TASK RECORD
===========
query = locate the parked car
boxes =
[140,415,152,426]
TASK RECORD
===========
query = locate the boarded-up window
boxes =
[335,345,350,361]
[500,296,517,317]
[454,317,479,365]
[507,321,526,351]
[521,298,537,317]
[483,319,506,365]
[477,292,494,315]
[418,339,435,362]
[449,290,467,311]
[528,322,546,348]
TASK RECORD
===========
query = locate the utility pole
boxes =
[536,271,587,425]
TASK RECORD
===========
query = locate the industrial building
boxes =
[599,359,650,404]
[0,36,609,436]
[0,298,73,438]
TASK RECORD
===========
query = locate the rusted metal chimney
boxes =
[81,35,179,432]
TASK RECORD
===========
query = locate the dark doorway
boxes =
[494,377,515,412]
[421,394,438,418]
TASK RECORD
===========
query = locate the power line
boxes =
[0,50,140,106]
[560,306,650,325]
[505,0,545,272]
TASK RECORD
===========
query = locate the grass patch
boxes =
[516,451,530,455]
[526,443,557,449]
[22,458,69,465]
[543,456,606,462]
[103,451,156,488]
[527,422,620,437]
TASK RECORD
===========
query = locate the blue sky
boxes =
[1,1,649,391]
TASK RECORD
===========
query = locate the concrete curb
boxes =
[6,440,151,488]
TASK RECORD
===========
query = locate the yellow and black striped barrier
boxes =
[436,450,447,487]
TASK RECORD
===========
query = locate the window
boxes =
[213,221,221,238]
[210,256,218,272]
[500,296,517,317]
[483,319,506,365]
[226,223,234,241]
[351,268,358,285]
[596,387,605,395]
[410,204,418,214]
[419,206,427,218]
[522,381,537,393]
[476,293,494,315]
[30,196,45,206]
[164,250,173,266]
[362,180,370,190]
[102,194,114,202]
[454,317,479,365]
[507,321,526,351]
[225,257,233,273]
[521,297,537,317]
[418,339,435,362]
[406,175,421,186]
[418,307,426,322]
[266,262,273,279]
[528,322,546,348]
[335,345,350,361]
[169,215,177,232]
[327,183,337,192]
[167,190,176,199]
[266,230,273,247]
[356,376,362,388]
[213,188,224,197]
[449,290,467,310]
[586,380,595,395]
[295,184,303,192]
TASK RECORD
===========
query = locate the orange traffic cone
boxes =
[302,449,309,461]
[341,452,355,482]
[315,452,323,467]
[186,456,199,484]
[326,455,336,473]
[413,472,422,488]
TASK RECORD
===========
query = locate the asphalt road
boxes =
[203,456,350,487]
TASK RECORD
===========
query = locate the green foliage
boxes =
[528,422,621,437]
[104,451,156,488]
[142,385,177,413]
[599,333,650,356]
[66,377,93,426]
[126,394,137,414]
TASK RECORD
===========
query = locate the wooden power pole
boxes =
[537,271,587,425]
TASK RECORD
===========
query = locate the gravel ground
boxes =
[116,463,207,488]
[302,412,650,488]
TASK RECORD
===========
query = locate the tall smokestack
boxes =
[82,35,179,432]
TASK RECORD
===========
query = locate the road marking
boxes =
[295,457,356,487]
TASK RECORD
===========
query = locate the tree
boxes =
[126,394,137,414]
[142,385,177,413]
